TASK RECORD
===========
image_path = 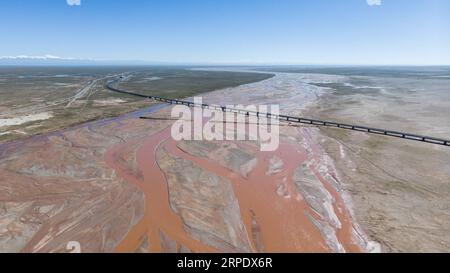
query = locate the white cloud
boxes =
[67,0,81,6]
[367,0,381,6]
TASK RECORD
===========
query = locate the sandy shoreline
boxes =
[300,73,450,252]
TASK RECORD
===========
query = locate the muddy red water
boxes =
[0,104,368,252]
[105,128,216,252]
[104,117,363,252]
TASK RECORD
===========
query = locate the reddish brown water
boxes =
[105,123,362,253]
[105,128,216,252]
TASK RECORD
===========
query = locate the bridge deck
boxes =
[106,81,450,148]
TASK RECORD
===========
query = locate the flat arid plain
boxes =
[0,66,449,253]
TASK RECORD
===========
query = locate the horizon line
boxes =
[1,55,450,67]
[96,60,450,66]
[1,61,450,67]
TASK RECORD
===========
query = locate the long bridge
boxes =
[105,79,450,148]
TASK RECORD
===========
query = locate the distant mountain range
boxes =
[0,55,167,66]
[0,55,101,65]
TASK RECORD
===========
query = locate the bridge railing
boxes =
[105,80,450,147]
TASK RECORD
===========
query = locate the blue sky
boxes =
[0,0,449,65]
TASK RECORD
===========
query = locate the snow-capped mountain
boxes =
[0,55,99,65]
